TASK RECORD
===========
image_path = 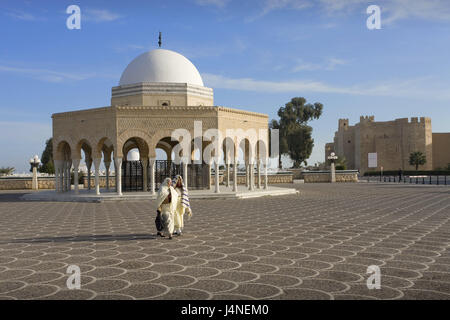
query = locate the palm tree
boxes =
[0,167,15,176]
[409,151,427,171]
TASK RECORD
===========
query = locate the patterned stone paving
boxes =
[0,184,449,300]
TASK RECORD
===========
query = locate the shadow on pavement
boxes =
[2,233,157,244]
[0,192,31,202]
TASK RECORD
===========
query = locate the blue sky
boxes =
[1,0,450,172]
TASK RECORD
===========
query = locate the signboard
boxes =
[368,153,378,168]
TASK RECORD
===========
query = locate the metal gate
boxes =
[122,160,143,192]
[150,160,209,191]
[152,160,182,191]
[186,164,209,190]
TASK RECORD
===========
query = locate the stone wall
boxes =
[303,171,358,183]
[214,173,293,185]
[83,176,116,188]
[432,133,450,169]
[0,177,55,190]
[83,173,293,189]
[327,116,435,175]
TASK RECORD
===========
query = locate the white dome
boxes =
[119,49,204,86]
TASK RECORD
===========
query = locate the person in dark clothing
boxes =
[398,168,403,182]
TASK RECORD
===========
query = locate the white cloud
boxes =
[5,10,45,21]
[84,9,122,22]
[292,58,347,72]
[380,0,450,25]
[261,0,312,15]
[246,0,311,21]
[202,73,450,100]
[195,0,230,8]
[0,64,119,83]
[250,0,450,24]
[0,65,96,83]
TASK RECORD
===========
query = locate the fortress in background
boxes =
[325,116,450,174]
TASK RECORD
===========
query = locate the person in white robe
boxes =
[172,175,192,236]
[156,177,178,240]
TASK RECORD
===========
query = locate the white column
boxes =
[245,163,249,188]
[73,159,80,194]
[115,157,123,196]
[94,158,101,195]
[257,162,261,189]
[214,162,220,193]
[208,162,213,190]
[86,159,92,191]
[141,158,148,192]
[59,163,64,192]
[150,158,156,195]
[226,163,230,188]
[183,162,188,189]
[233,159,238,192]
[54,164,59,192]
[54,160,61,192]
[104,161,111,191]
[66,160,72,191]
[61,161,67,192]
[264,162,268,189]
[331,162,336,183]
[249,163,255,191]
[32,166,38,190]
[114,160,117,192]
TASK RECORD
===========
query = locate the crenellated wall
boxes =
[326,116,437,174]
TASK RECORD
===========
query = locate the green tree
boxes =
[409,151,427,170]
[328,156,347,170]
[39,138,55,174]
[271,97,323,168]
[0,167,15,176]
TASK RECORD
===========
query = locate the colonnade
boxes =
[54,157,269,195]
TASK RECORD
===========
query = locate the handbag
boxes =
[155,210,164,232]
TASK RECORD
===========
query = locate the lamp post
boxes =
[327,152,338,183]
[29,155,41,190]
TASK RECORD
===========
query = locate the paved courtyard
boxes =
[0,183,449,300]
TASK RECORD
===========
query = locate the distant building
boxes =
[325,116,450,174]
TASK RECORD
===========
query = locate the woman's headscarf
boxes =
[156,177,177,211]
[173,175,192,216]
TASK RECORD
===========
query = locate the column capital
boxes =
[104,161,111,169]
[93,157,102,168]
[72,158,80,167]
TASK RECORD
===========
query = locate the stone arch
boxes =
[53,136,75,159]
[122,137,149,161]
[222,137,236,164]
[117,130,152,158]
[150,129,186,160]
[73,138,95,160]
[55,140,72,161]
[96,137,115,162]
[255,139,268,165]
[150,130,186,154]
[238,138,253,164]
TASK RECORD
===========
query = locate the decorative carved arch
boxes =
[117,130,152,158]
